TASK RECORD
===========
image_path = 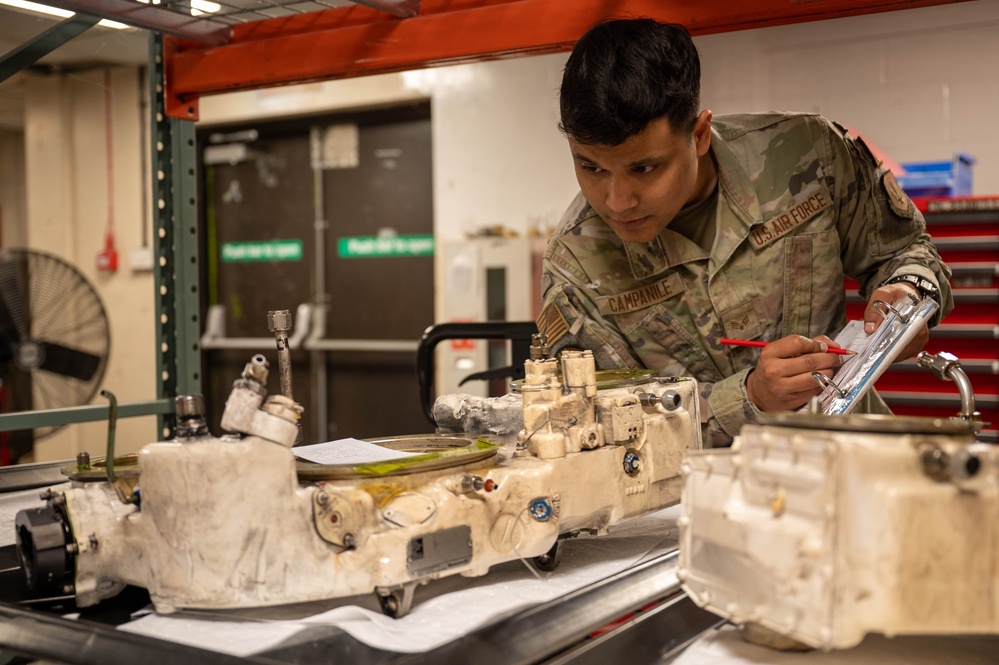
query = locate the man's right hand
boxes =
[745,334,845,412]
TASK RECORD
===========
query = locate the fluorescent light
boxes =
[191,0,219,15]
[0,0,131,29]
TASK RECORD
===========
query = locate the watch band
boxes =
[883,274,940,302]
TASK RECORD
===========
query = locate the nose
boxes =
[605,176,638,214]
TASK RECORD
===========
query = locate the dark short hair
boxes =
[559,19,701,146]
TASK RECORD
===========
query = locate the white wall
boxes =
[697,1,999,191]
[20,67,157,461]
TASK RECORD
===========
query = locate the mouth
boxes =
[610,216,649,228]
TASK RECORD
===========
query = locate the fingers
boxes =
[754,354,839,390]
[747,335,844,412]
[762,334,827,357]
[758,335,842,377]
[747,366,827,412]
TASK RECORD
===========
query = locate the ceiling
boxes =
[0,6,149,130]
[0,0,383,130]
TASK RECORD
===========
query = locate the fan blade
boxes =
[38,342,101,381]
[0,253,30,342]
[0,300,18,363]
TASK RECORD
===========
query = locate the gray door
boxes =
[200,104,434,443]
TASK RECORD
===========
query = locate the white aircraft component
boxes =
[17,349,701,616]
[678,410,993,651]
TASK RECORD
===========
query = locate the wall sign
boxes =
[221,240,303,262]
[338,234,434,258]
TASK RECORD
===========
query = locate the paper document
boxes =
[293,438,422,465]
[830,319,873,354]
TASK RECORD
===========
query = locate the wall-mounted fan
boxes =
[0,248,111,458]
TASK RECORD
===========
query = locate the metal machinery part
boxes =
[679,351,993,651]
[15,338,701,617]
[267,309,294,400]
[174,394,210,439]
[916,349,979,420]
[267,308,303,445]
[14,491,75,596]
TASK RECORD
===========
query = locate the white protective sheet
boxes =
[118,506,681,655]
[672,625,999,665]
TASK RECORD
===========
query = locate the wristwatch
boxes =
[882,274,940,302]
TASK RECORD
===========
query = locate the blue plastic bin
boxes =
[896,152,976,197]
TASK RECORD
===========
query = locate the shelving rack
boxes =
[0,0,972,438]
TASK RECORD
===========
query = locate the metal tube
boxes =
[267,310,294,400]
[948,365,977,419]
[310,126,330,441]
[917,350,980,420]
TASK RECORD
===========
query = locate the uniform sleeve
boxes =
[699,369,758,448]
[824,119,954,324]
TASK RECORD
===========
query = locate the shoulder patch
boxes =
[537,301,569,348]
[882,171,915,219]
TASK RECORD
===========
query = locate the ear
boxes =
[693,110,713,157]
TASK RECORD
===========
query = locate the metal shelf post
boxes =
[150,33,202,439]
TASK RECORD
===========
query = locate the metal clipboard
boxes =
[804,294,939,415]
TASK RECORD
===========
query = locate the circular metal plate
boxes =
[296,434,500,480]
[511,368,655,393]
[758,411,982,435]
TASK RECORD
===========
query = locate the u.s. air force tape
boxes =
[749,185,832,250]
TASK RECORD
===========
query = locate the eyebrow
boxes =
[571,151,669,169]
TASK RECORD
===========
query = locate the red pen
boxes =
[720,338,855,356]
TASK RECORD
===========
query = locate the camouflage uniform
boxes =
[539,112,954,447]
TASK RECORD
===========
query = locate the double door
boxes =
[200,103,434,442]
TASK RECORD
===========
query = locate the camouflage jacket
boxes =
[540,112,953,447]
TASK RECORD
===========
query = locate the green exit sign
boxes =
[221,240,303,262]
[338,234,434,258]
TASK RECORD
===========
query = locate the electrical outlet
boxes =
[130,247,154,272]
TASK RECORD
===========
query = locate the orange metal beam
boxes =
[164,0,970,119]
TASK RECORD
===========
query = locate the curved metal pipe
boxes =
[916,351,978,420]
[948,365,976,419]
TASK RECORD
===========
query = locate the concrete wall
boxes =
[7,0,998,460]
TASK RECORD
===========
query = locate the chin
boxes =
[613,227,658,244]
